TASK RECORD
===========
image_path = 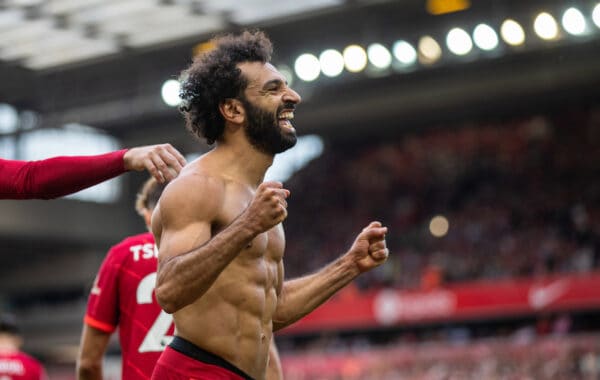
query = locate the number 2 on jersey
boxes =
[136,272,174,352]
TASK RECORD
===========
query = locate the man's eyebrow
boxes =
[262,78,286,89]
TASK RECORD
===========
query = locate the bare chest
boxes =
[215,189,285,263]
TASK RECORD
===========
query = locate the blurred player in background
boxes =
[0,143,186,200]
[77,177,172,380]
[0,313,47,380]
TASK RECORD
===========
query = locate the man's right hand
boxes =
[244,181,290,233]
[123,144,187,183]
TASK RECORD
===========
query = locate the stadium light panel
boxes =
[343,45,368,73]
[562,7,587,35]
[501,19,526,46]
[294,53,320,82]
[592,3,600,28]
[534,12,559,40]
[319,49,344,77]
[392,40,417,65]
[446,27,473,55]
[367,43,392,69]
[418,36,442,64]
[473,23,499,51]
[161,79,181,107]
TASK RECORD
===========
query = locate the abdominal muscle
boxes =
[173,255,279,380]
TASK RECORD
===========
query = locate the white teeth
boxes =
[279,111,294,120]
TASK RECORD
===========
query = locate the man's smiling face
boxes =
[238,62,302,155]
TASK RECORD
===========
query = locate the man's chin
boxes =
[273,136,297,154]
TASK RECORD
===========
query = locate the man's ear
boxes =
[219,98,245,125]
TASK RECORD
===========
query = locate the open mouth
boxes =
[278,110,295,131]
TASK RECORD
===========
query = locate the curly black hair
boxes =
[179,30,273,145]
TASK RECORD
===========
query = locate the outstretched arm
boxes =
[155,179,289,314]
[273,222,388,331]
[0,144,186,200]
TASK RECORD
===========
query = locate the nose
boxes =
[283,86,301,105]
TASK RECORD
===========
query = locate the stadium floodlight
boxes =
[501,19,526,46]
[392,40,417,65]
[446,27,473,55]
[367,43,392,69]
[319,49,344,77]
[562,7,586,35]
[473,23,499,51]
[0,103,19,134]
[343,44,368,73]
[418,35,442,64]
[592,3,600,28]
[161,79,181,107]
[534,12,559,40]
[294,53,320,82]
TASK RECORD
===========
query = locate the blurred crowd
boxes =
[284,106,600,290]
[281,333,600,380]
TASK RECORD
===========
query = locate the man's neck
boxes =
[0,336,19,352]
[212,139,274,187]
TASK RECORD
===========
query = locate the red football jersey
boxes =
[0,351,47,380]
[85,232,174,380]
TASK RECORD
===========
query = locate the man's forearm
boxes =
[273,256,359,331]
[77,324,111,380]
[77,364,102,380]
[0,150,126,200]
[156,217,258,314]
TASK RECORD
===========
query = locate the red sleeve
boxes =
[0,149,128,200]
[84,245,123,334]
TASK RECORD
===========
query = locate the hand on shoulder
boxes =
[123,144,187,183]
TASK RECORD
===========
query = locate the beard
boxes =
[241,98,297,155]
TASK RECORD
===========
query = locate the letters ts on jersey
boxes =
[84,232,174,380]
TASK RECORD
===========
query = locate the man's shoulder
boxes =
[170,163,228,190]
[161,165,228,212]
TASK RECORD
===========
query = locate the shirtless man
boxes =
[77,177,283,380]
[152,30,389,380]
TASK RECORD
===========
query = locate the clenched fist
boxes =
[243,181,290,234]
[347,221,389,273]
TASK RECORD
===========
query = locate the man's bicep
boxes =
[155,176,220,262]
[157,220,212,263]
